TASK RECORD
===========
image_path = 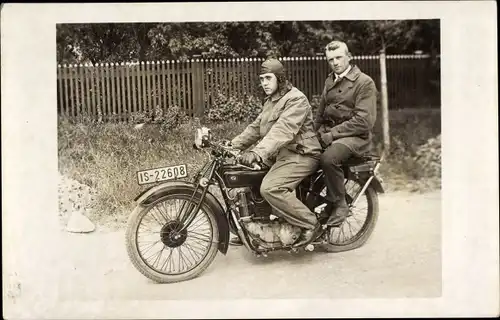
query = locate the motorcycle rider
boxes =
[228,57,324,247]
[314,40,378,227]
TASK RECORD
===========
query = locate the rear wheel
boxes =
[310,178,379,253]
[125,190,220,283]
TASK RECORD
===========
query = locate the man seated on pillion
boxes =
[227,57,325,247]
[314,40,378,227]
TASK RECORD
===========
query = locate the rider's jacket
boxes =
[231,85,322,166]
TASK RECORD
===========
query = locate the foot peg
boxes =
[254,251,268,258]
[305,244,315,252]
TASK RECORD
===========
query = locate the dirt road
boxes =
[53,190,441,302]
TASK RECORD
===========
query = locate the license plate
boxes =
[136,164,188,185]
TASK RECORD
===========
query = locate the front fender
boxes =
[134,181,230,255]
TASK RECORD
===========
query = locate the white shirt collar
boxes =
[335,64,352,80]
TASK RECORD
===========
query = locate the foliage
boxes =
[57,20,440,65]
[372,109,442,192]
[414,134,441,178]
[129,105,190,133]
[56,23,154,64]
[204,91,263,124]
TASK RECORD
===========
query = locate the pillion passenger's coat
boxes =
[314,64,378,156]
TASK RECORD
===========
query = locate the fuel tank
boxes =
[220,165,269,188]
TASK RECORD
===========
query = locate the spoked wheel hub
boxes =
[126,193,220,284]
[160,221,188,248]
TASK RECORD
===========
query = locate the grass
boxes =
[58,116,248,227]
[58,108,441,228]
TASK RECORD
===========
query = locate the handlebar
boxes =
[233,162,262,171]
[211,142,264,171]
[193,131,264,171]
[252,163,262,170]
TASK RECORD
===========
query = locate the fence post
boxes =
[379,49,390,155]
[192,59,205,117]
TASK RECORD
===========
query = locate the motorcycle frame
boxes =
[188,157,265,253]
[175,151,383,254]
[132,129,381,251]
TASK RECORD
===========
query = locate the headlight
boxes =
[194,127,211,148]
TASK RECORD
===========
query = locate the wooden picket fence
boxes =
[57,54,440,122]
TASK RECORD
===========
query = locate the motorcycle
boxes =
[125,127,385,284]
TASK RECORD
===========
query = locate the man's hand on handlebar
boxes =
[220,139,233,148]
[239,151,261,167]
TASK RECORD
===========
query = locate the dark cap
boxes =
[260,58,285,76]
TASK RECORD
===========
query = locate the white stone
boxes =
[66,211,95,233]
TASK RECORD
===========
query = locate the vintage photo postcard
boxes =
[2,2,498,319]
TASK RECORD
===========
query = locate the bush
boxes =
[129,105,190,133]
[372,109,442,192]
[205,90,263,124]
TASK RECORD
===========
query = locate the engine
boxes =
[231,187,302,246]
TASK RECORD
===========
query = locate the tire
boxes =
[125,190,220,284]
[308,177,379,253]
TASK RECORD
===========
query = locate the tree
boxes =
[56,23,155,64]
[56,20,440,64]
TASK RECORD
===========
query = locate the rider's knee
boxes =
[320,150,340,167]
[320,145,346,167]
[260,180,272,199]
[319,151,329,166]
[260,178,282,200]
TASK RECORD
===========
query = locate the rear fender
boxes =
[134,181,230,255]
[369,176,385,194]
[346,163,385,194]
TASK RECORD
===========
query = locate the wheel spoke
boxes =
[181,243,198,263]
[177,247,183,272]
[187,214,207,231]
[138,240,161,256]
[165,249,175,273]
[349,215,364,228]
[141,215,160,228]
[345,219,355,238]
[151,247,165,269]
[161,201,176,221]
[144,245,165,263]
[335,227,342,242]
[340,224,347,242]
[152,206,169,223]
[185,238,210,252]
[187,234,212,244]
[159,247,173,272]
[138,225,160,234]
[188,229,212,239]
[150,211,164,226]
[183,242,204,260]
[134,194,217,277]
[351,205,368,214]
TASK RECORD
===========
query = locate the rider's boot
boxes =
[326,198,350,227]
[292,223,323,248]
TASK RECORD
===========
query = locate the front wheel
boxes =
[125,190,220,283]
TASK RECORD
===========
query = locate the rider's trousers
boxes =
[260,148,320,230]
[319,142,354,203]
